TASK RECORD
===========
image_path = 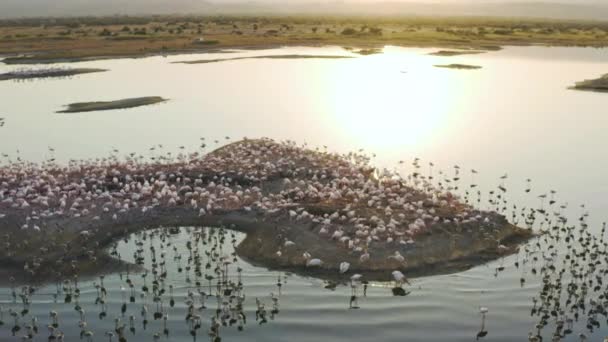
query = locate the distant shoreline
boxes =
[1,15,607,65]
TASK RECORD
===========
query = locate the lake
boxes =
[0,45,607,341]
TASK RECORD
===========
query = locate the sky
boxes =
[1,1,607,20]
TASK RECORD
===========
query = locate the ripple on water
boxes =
[1,218,608,342]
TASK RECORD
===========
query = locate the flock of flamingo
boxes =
[0,137,606,341]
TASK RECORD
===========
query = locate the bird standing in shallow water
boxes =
[477,307,488,340]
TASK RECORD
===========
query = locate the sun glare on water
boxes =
[318,49,461,151]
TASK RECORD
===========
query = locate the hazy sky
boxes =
[1,0,607,19]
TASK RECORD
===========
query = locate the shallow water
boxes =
[0,45,607,341]
[0,226,585,342]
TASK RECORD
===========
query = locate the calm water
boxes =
[0,46,607,341]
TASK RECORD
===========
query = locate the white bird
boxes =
[360,252,370,263]
[389,251,405,263]
[339,262,350,274]
[306,258,323,267]
[392,270,407,283]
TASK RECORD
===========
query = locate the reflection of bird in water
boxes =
[270,293,280,319]
[4,226,288,340]
[255,298,268,325]
[276,274,283,295]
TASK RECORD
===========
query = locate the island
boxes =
[56,96,168,113]
[429,50,486,57]
[0,139,532,285]
[354,48,383,55]
[174,54,354,64]
[571,74,608,92]
[434,64,482,70]
[0,68,106,81]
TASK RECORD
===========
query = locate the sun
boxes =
[317,49,458,152]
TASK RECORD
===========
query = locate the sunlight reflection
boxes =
[322,51,457,150]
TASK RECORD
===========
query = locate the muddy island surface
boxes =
[0,139,532,285]
[57,96,167,113]
[571,74,608,92]
[434,63,482,70]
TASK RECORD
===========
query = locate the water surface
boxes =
[0,45,607,341]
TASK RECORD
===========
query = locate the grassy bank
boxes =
[434,64,482,70]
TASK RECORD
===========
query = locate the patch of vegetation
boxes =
[341,27,358,35]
